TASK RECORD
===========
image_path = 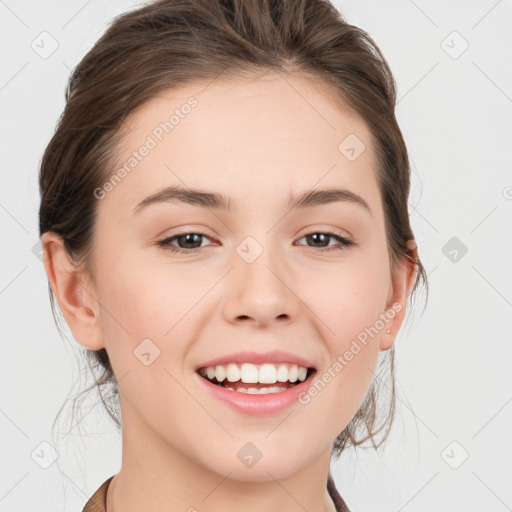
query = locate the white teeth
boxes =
[215,365,226,382]
[288,364,299,382]
[276,364,289,382]
[240,363,259,383]
[226,363,241,382]
[198,362,311,385]
[259,363,277,384]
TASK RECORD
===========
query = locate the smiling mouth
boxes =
[197,362,316,394]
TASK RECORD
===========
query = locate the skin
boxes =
[42,69,418,512]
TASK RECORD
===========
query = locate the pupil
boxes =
[309,233,327,247]
[181,233,200,248]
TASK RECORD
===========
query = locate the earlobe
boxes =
[40,232,105,351]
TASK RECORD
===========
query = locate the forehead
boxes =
[100,70,382,219]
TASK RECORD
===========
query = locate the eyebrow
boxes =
[133,185,372,216]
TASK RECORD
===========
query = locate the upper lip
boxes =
[195,350,316,371]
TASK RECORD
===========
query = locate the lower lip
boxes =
[195,371,316,416]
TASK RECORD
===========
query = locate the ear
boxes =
[40,232,105,351]
[379,239,419,351]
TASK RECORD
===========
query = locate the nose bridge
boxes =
[237,233,286,296]
[224,233,296,324]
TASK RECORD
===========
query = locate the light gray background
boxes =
[1,1,511,510]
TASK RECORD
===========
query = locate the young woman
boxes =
[38,0,428,510]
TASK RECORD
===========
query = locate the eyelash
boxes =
[156,229,357,254]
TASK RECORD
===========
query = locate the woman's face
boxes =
[54,70,414,481]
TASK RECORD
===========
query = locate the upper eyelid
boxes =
[158,225,353,239]
[158,230,354,246]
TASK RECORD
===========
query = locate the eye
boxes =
[157,229,357,254]
[296,230,357,252]
[157,232,215,254]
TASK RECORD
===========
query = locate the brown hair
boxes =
[39,0,428,462]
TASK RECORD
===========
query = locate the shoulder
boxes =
[81,475,115,512]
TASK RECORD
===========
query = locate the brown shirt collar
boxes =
[82,476,114,512]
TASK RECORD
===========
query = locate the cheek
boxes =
[299,260,388,422]
[94,259,182,359]
[303,254,390,336]
[93,262,203,428]
[97,253,180,327]
[303,331,380,441]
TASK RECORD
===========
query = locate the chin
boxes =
[197,440,315,483]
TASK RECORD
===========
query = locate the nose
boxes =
[222,243,298,328]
